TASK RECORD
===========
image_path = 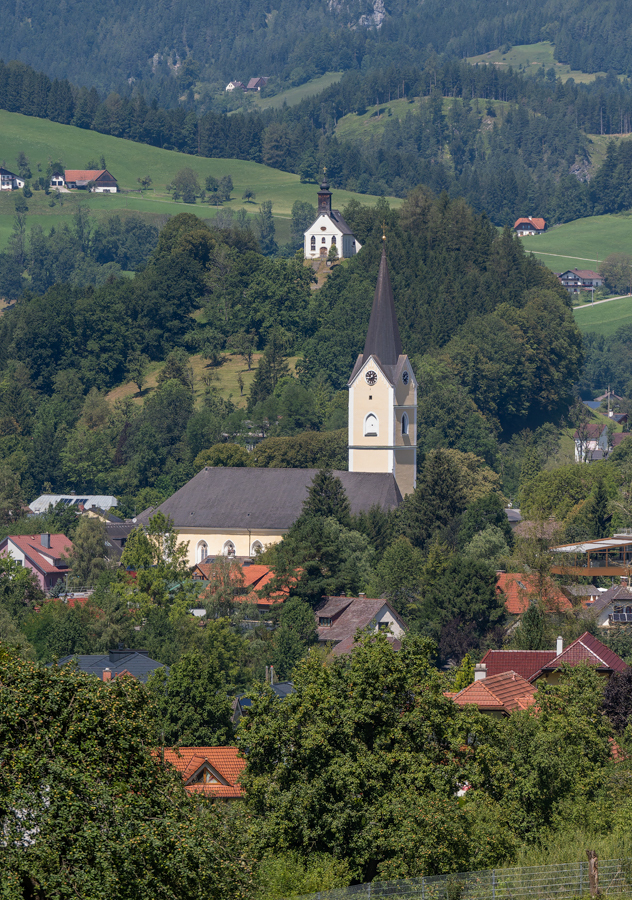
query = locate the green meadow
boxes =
[520,215,632,273]
[0,109,400,250]
[574,296,632,336]
[467,41,608,84]
[255,72,343,110]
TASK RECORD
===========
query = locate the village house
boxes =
[304,177,362,261]
[0,167,24,191]
[53,169,118,193]
[558,269,603,295]
[245,77,269,91]
[0,533,72,592]
[314,595,406,656]
[513,217,546,236]
[496,572,571,615]
[581,582,632,627]
[162,747,245,798]
[449,670,536,718]
[551,533,632,577]
[190,558,292,610]
[57,646,168,682]
[225,81,245,91]
[480,632,627,684]
[574,422,610,462]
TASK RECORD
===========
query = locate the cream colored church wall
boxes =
[349,365,394,448]
[174,528,286,566]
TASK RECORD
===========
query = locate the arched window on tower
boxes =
[402,413,409,436]
[197,540,209,563]
[364,413,378,437]
[310,235,316,250]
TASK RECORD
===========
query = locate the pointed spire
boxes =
[362,246,402,367]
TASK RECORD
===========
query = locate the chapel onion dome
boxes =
[320,178,330,191]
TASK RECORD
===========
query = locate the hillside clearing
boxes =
[255,72,343,110]
[520,215,632,273]
[467,41,609,84]
[0,109,400,250]
[573,295,632,336]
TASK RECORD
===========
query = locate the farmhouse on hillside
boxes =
[558,268,603,295]
[513,217,546,235]
[245,77,269,91]
[304,177,362,260]
[225,81,245,91]
[53,169,118,193]
[0,167,24,190]
[137,246,417,562]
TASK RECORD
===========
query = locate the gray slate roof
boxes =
[349,248,404,385]
[136,468,402,530]
[585,583,632,614]
[57,649,167,682]
[329,209,355,235]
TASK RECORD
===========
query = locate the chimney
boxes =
[474,663,487,681]
[103,668,112,682]
[556,635,563,655]
[359,592,366,598]
[41,533,51,549]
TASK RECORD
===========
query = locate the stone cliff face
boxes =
[326,0,388,29]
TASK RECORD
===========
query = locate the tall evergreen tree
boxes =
[302,469,351,526]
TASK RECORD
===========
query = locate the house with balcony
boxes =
[513,217,546,236]
[558,269,603,296]
[550,533,632,578]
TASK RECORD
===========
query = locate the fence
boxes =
[292,857,632,900]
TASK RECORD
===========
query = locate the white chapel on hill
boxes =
[303,177,361,261]
[138,244,416,564]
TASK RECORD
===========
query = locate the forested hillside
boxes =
[2,0,632,98]
[6,56,632,226]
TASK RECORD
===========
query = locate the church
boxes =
[303,177,361,261]
[137,244,417,565]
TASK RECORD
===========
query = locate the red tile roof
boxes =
[573,423,607,441]
[481,649,556,681]
[161,747,245,798]
[64,169,107,182]
[452,671,536,714]
[194,561,293,607]
[4,534,73,574]
[514,217,546,231]
[534,631,628,678]
[496,572,571,615]
[482,632,627,682]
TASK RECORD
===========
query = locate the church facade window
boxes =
[197,540,209,562]
[251,540,263,556]
[223,540,236,557]
[310,235,316,250]
[331,235,336,245]
[321,236,326,244]
[402,413,409,436]
[364,413,378,437]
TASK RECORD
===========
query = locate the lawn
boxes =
[0,109,400,250]
[520,215,632,273]
[573,296,632,336]
[467,41,608,84]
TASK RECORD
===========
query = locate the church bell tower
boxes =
[347,242,417,496]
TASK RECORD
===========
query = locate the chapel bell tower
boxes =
[347,240,417,496]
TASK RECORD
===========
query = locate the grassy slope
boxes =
[336,97,510,146]
[105,352,298,410]
[255,72,343,110]
[573,296,632,337]
[0,109,400,250]
[519,215,632,272]
[467,41,608,84]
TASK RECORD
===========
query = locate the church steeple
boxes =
[347,241,417,496]
[361,246,402,368]
[317,173,332,215]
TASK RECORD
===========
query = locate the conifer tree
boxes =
[302,469,351,526]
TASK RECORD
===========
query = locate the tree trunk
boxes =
[586,850,599,896]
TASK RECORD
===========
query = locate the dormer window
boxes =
[319,616,332,626]
[190,766,220,785]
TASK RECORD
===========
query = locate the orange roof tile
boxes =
[496,572,571,615]
[453,670,536,714]
[64,169,107,181]
[514,217,546,230]
[161,747,245,798]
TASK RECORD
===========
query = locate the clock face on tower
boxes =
[402,371,409,385]
[365,370,378,386]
